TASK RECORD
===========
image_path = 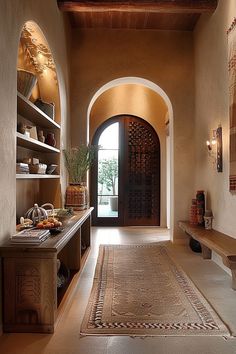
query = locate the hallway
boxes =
[0,227,236,354]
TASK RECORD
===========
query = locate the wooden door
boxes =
[91,115,160,226]
[122,116,160,225]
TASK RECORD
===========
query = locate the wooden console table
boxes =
[0,208,93,333]
[179,221,236,290]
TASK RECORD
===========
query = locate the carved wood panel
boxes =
[3,257,56,332]
[91,116,160,226]
[124,117,160,225]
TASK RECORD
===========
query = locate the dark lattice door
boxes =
[123,117,160,226]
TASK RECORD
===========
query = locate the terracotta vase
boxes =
[45,132,56,147]
[65,183,88,210]
[189,199,198,225]
[196,190,205,226]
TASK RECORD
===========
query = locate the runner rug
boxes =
[81,244,230,336]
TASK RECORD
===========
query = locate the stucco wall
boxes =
[194,0,236,237]
[0,0,70,330]
[71,28,195,239]
[194,0,236,272]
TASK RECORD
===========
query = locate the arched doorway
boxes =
[91,115,160,226]
[87,77,173,235]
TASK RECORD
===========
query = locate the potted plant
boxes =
[63,145,97,210]
[98,157,118,211]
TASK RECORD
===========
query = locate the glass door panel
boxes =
[97,122,119,218]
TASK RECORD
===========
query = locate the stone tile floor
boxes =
[0,226,236,354]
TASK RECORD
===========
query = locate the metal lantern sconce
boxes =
[206,125,222,172]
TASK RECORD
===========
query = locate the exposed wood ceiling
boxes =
[57,1,218,31]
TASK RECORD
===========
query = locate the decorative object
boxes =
[204,210,213,230]
[17,69,37,99]
[53,208,74,219]
[16,162,29,174]
[228,18,236,190]
[24,203,48,225]
[189,237,202,253]
[206,129,217,153]
[46,164,58,175]
[65,182,87,211]
[196,190,205,226]
[29,126,38,140]
[216,125,223,172]
[38,130,45,143]
[189,198,201,253]
[41,203,54,216]
[45,132,56,147]
[81,244,230,336]
[20,22,57,79]
[34,98,55,119]
[57,262,70,288]
[29,163,47,174]
[17,122,26,135]
[207,126,223,172]
[189,198,198,225]
[63,145,97,210]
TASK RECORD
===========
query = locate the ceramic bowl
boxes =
[46,164,58,175]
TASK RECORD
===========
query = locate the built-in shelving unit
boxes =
[17,132,60,153]
[17,92,60,129]
[16,174,60,179]
[16,77,61,219]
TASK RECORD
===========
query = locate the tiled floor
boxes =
[0,226,236,354]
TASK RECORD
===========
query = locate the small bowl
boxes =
[46,164,58,175]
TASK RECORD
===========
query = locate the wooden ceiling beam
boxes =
[57,1,218,14]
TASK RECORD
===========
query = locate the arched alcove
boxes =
[87,77,173,235]
[16,21,62,219]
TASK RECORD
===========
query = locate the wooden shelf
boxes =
[17,132,60,153]
[17,92,60,129]
[16,174,60,179]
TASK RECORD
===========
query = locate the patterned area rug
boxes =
[81,244,230,336]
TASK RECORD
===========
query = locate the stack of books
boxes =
[16,163,29,174]
[11,229,50,244]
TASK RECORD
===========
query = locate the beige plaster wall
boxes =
[194,0,236,239]
[0,0,70,329]
[71,28,195,240]
[90,84,168,226]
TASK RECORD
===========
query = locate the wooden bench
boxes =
[178,221,236,290]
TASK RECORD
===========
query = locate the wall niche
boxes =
[16,21,62,221]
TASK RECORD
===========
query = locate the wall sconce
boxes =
[206,130,217,151]
[206,125,222,172]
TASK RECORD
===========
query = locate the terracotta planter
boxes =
[65,183,88,210]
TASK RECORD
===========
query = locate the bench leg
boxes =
[228,263,236,290]
[231,270,236,290]
[201,244,212,259]
[223,258,236,290]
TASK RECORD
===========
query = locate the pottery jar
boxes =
[45,132,56,147]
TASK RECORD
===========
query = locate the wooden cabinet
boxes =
[0,208,93,333]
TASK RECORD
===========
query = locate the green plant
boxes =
[98,157,118,195]
[63,145,97,183]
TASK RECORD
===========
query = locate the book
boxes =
[11,229,50,243]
